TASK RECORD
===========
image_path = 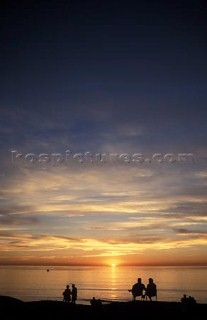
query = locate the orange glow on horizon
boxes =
[1,249,207,267]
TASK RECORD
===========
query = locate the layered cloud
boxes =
[1,157,207,265]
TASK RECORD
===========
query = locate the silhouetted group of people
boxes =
[63,284,78,304]
[181,294,196,305]
[129,277,157,301]
[62,278,200,307]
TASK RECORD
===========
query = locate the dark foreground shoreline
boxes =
[1,295,207,320]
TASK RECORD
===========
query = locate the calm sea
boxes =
[0,266,206,304]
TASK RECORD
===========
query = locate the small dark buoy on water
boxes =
[47,269,49,272]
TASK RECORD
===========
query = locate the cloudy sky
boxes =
[0,0,207,266]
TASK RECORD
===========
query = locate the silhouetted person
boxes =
[146,278,157,301]
[71,284,77,304]
[90,297,96,307]
[129,278,146,300]
[90,297,102,309]
[181,294,188,313]
[188,296,196,304]
[63,284,71,302]
[181,294,188,303]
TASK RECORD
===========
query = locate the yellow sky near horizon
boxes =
[1,164,207,266]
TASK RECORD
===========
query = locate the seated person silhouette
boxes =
[129,278,146,300]
[63,284,71,302]
[90,297,102,309]
[146,278,157,301]
[181,294,188,303]
[188,296,196,304]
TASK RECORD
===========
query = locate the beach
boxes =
[1,295,207,320]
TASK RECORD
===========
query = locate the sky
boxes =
[0,0,207,266]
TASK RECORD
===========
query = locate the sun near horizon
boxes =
[1,254,207,267]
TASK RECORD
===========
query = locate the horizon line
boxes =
[1,263,207,267]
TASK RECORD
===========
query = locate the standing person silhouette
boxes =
[129,278,146,300]
[146,278,157,301]
[71,283,78,304]
[63,284,71,302]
